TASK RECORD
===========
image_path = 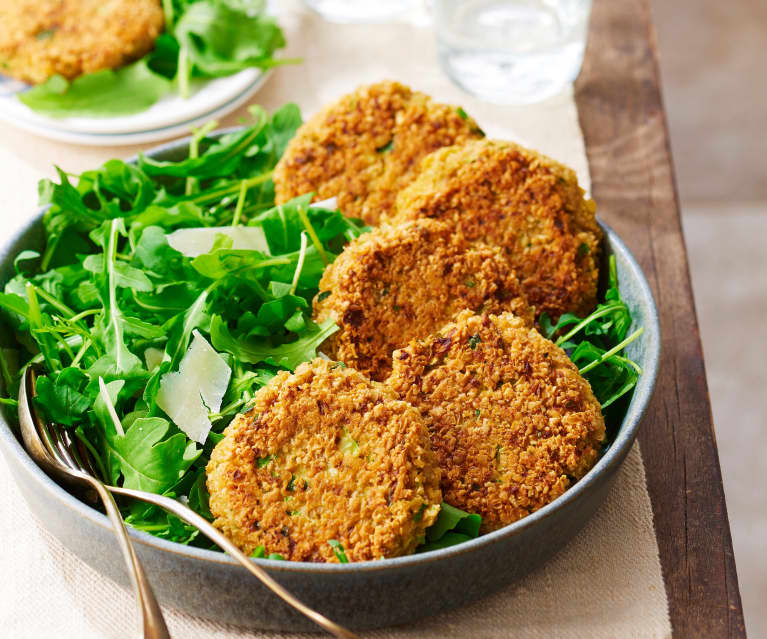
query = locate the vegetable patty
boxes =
[314,219,533,381]
[206,359,442,562]
[387,311,605,533]
[390,139,602,319]
[273,80,484,226]
[0,0,164,84]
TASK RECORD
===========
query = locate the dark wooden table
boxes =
[574,0,746,636]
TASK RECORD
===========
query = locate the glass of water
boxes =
[303,0,417,23]
[433,0,592,104]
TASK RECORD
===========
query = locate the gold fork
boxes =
[18,368,359,639]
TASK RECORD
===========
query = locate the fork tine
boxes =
[62,428,94,475]
[38,415,65,464]
[45,422,101,505]
[24,369,60,463]
[47,421,78,469]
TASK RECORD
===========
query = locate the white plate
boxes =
[0,68,270,146]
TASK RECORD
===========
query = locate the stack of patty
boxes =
[273,80,484,226]
[207,81,607,562]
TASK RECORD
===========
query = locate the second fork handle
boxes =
[109,486,360,639]
[86,477,171,639]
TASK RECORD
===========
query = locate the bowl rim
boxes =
[0,134,661,575]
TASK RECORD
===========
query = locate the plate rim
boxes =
[0,73,271,146]
[0,68,264,135]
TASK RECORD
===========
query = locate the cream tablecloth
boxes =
[0,1,671,637]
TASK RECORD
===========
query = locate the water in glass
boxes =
[434,0,592,104]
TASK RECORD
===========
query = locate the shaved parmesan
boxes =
[311,196,338,210]
[144,346,166,371]
[156,330,231,444]
[166,226,270,257]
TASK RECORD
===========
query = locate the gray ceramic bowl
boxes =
[0,135,660,632]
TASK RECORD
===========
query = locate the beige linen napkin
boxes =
[0,1,671,636]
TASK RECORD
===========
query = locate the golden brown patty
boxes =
[387,310,605,533]
[389,139,602,319]
[313,219,533,381]
[206,359,442,562]
[273,80,484,226]
[0,0,164,84]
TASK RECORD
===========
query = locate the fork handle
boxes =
[84,477,171,639]
[108,486,360,639]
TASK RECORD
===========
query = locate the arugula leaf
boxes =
[0,292,31,325]
[174,1,288,77]
[13,251,41,275]
[132,226,187,275]
[106,417,200,493]
[138,104,301,181]
[190,248,277,281]
[253,296,308,332]
[425,502,482,542]
[83,255,153,292]
[35,368,91,426]
[188,468,213,519]
[165,289,211,369]
[210,315,337,370]
[146,33,181,79]
[251,194,363,254]
[328,539,349,563]
[417,503,482,553]
[250,545,286,560]
[19,59,172,117]
[539,256,642,410]
[88,220,145,377]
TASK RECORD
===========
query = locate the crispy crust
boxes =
[206,359,442,562]
[387,310,605,533]
[273,80,484,225]
[389,139,603,319]
[313,219,533,381]
[0,0,164,84]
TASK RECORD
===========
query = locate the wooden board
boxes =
[574,0,746,636]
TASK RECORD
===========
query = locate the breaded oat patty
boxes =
[389,139,602,319]
[387,310,605,533]
[273,81,484,226]
[0,0,164,84]
[206,359,442,562]
[314,219,533,381]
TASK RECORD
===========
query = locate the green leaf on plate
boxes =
[19,59,173,117]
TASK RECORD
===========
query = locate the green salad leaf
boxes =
[105,417,201,494]
[0,106,364,547]
[17,0,294,117]
[19,59,172,117]
[418,503,483,552]
[174,0,288,77]
[539,255,643,412]
[328,539,349,563]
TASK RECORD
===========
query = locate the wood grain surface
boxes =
[574,0,746,636]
